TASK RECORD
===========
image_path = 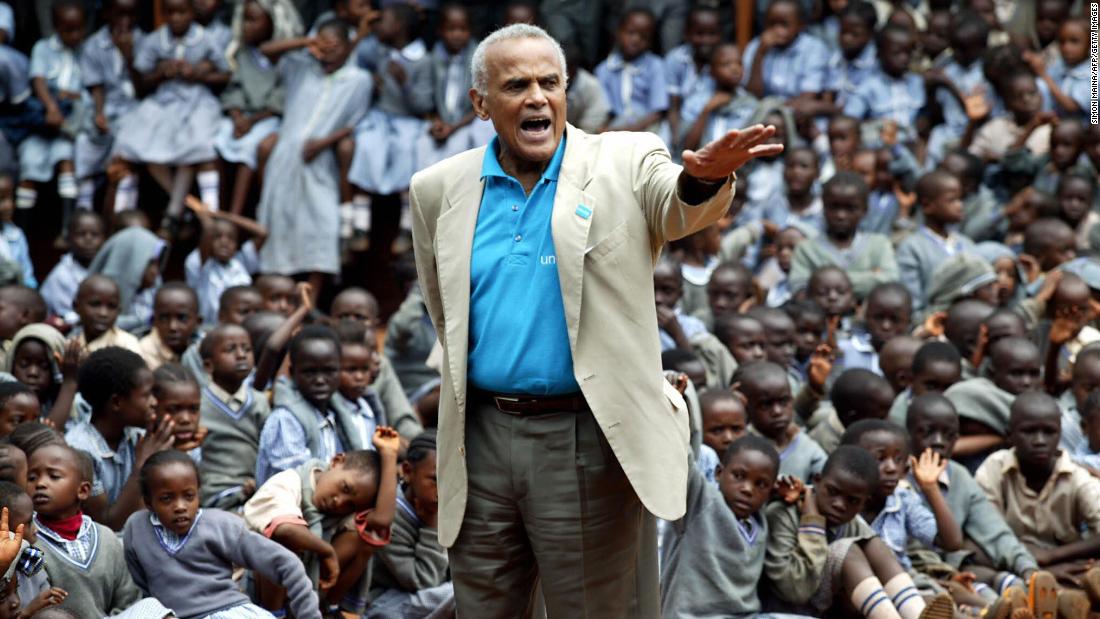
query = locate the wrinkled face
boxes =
[702,398,748,455]
[313,459,379,515]
[858,430,908,498]
[727,321,768,364]
[708,270,753,317]
[809,270,854,318]
[618,13,655,60]
[164,0,194,37]
[908,405,959,460]
[1059,178,1094,226]
[865,294,910,351]
[911,360,961,397]
[153,289,200,354]
[991,347,1041,395]
[776,228,806,273]
[145,461,200,536]
[27,445,90,520]
[1058,21,1088,65]
[1009,408,1061,471]
[653,265,683,310]
[119,369,157,427]
[205,327,254,388]
[471,37,567,169]
[794,313,825,361]
[784,150,818,195]
[710,45,743,89]
[70,214,106,265]
[292,340,341,409]
[339,343,374,401]
[220,290,262,325]
[687,12,721,62]
[839,13,872,59]
[155,381,201,447]
[439,7,471,54]
[718,449,777,520]
[764,2,801,48]
[743,372,794,440]
[54,6,86,48]
[242,1,274,46]
[0,392,38,438]
[11,340,52,395]
[814,467,872,527]
[824,184,867,240]
[75,280,121,342]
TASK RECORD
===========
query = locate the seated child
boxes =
[844,25,925,146]
[655,257,709,352]
[151,364,204,464]
[790,172,899,301]
[938,150,1000,243]
[0,481,67,615]
[4,324,69,424]
[766,226,810,308]
[945,336,1041,460]
[255,273,297,316]
[967,72,1052,163]
[330,286,380,327]
[0,174,33,288]
[825,1,878,112]
[661,436,780,617]
[138,282,200,370]
[1057,170,1098,252]
[763,445,955,619]
[197,323,270,511]
[0,286,47,351]
[365,430,452,618]
[821,114,862,181]
[1033,18,1091,119]
[217,285,262,326]
[595,9,669,133]
[26,444,142,615]
[976,391,1100,585]
[895,171,974,313]
[670,224,722,318]
[333,320,387,441]
[256,325,374,484]
[941,299,995,379]
[39,211,105,325]
[785,299,828,382]
[840,419,963,570]
[565,43,611,133]
[184,200,266,325]
[1059,345,1100,461]
[70,275,141,354]
[877,336,923,398]
[679,42,759,151]
[663,7,720,142]
[694,262,755,330]
[1071,390,1100,473]
[86,226,165,331]
[735,361,827,480]
[742,0,829,101]
[715,314,768,367]
[813,369,895,453]
[904,395,1039,596]
[0,445,27,488]
[764,147,824,235]
[244,429,399,613]
[66,347,170,530]
[123,451,321,619]
[807,266,856,337]
[922,255,1001,320]
[838,283,911,375]
[1022,218,1077,287]
[747,307,800,382]
[699,389,749,457]
[0,382,36,438]
[888,342,962,426]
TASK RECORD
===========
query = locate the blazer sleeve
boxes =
[630,131,734,251]
[409,176,445,346]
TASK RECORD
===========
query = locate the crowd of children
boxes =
[0,0,1097,617]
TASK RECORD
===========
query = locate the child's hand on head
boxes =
[774,474,804,504]
[909,447,946,492]
[296,282,314,311]
[1050,305,1085,345]
[921,311,947,338]
[135,415,176,467]
[372,426,401,456]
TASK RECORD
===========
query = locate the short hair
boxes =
[783,298,826,324]
[330,287,379,317]
[951,9,990,45]
[1024,218,1074,257]
[1008,391,1060,428]
[767,0,805,21]
[471,24,568,95]
[69,209,104,235]
[808,265,853,290]
[722,434,780,473]
[840,418,908,448]
[139,450,200,500]
[29,608,83,619]
[831,369,892,419]
[699,389,742,415]
[1058,169,1098,197]
[0,286,47,323]
[621,7,657,27]
[154,281,199,309]
[199,323,250,360]
[823,171,869,202]
[875,22,913,48]
[315,17,350,40]
[242,310,285,352]
[0,481,26,512]
[840,0,878,31]
[385,2,422,40]
[0,444,25,484]
[36,444,93,483]
[661,348,702,371]
[288,324,341,366]
[152,363,199,400]
[710,261,754,285]
[7,423,63,460]
[332,319,370,346]
[912,341,962,375]
[868,281,912,309]
[916,170,958,205]
[77,347,150,416]
[731,360,787,389]
[821,445,880,489]
[1081,389,1100,423]
[51,0,83,20]
[940,149,983,183]
[0,381,34,411]
[989,336,1040,367]
[220,285,259,307]
[713,314,763,346]
[406,430,437,464]
[342,449,382,477]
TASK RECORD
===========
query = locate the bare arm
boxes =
[253,284,313,390]
[260,37,312,62]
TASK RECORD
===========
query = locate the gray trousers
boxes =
[450,402,659,619]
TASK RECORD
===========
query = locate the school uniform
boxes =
[763,193,825,237]
[113,24,227,165]
[860,189,900,236]
[660,462,770,618]
[35,514,143,616]
[40,257,87,325]
[659,308,709,352]
[0,222,34,287]
[776,429,828,481]
[123,508,320,619]
[927,59,996,162]
[88,199,166,329]
[136,330,179,370]
[741,32,830,99]
[869,484,938,570]
[827,42,879,109]
[20,35,82,183]
[808,410,845,454]
[896,226,975,313]
[943,377,1014,436]
[365,492,453,618]
[416,41,495,170]
[0,44,29,170]
[348,38,433,195]
[71,325,142,355]
[678,78,760,147]
[976,448,1100,550]
[204,19,232,54]
[788,232,900,300]
[566,68,611,133]
[1059,390,1089,464]
[383,287,440,396]
[65,421,143,503]
[184,241,259,326]
[200,381,271,510]
[256,51,372,276]
[1046,57,1092,119]
[75,26,142,178]
[594,50,670,131]
[968,115,1051,161]
[679,259,718,317]
[663,44,706,106]
[843,69,925,144]
[214,46,283,170]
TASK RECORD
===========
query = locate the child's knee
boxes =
[842,543,874,587]
[257,134,278,160]
[861,537,904,578]
[337,136,356,163]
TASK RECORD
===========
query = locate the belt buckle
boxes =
[493,395,522,414]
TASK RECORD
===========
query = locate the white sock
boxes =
[76,179,95,210]
[996,573,1021,593]
[884,573,926,619]
[340,202,353,240]
[15,186,36,210]
[57,172,77,199]
[352,194,371,233]
[852,577,902,619]
[115,174,138,212]
[197,170,220,211]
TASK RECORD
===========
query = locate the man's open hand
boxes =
[682,124,785,182]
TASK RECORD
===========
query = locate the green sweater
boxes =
[789,232,899,300]
[37,516,143,617]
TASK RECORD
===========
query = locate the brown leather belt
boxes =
[470,387,590,415]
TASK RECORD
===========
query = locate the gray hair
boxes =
[470,24,568,95]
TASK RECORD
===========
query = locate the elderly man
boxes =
[410,23,782,618]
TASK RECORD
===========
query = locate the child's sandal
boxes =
[1057,590,1091,619]
[921,592,957,619]
[1083,566,1100,608]
[985,587,1029,619]
[1028,571,1060,619]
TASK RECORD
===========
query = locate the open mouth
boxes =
[520,117,552,138]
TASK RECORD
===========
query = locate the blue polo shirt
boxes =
[467,136,579,395]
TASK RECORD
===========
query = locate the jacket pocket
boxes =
[584,221,629,262]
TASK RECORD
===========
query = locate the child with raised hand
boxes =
[151,364,205,464]
[735,361,827,480]
[39,211,105,326]
[661,436,780,617]
[595,8,669,133]
[138,283,200,371]
[365,430,451,617]
[184,196,268,325]
[123,450,321,619]
[27,444,142,615]
[841,419,962,570]
[70,275,141,354]
[763,445,955,619]
[1026,18,1091,119]
[65,347,175,530]
[679,43,760,152]
[967,72,1053,163]
[244,427,399,614]
[0,481,67,615]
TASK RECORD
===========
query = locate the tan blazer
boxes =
[410,125,735,546]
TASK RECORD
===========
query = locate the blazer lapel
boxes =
[552,127,594,356]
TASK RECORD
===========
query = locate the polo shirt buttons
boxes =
[514,234,522,242]
[512,204,519,211]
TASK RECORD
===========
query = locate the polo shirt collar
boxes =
[481,134,567,184]
[1003,447,1075,477]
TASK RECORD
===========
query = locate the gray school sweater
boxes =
[944,377,1015,435]
[123,509,319,619]
[369,493,449,600]
[660,464,768,617]
[199,383,272,509]
[907,460,1038,575]
[788,232,899,300]
[777,430,828,481]
[36,517,142,616]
